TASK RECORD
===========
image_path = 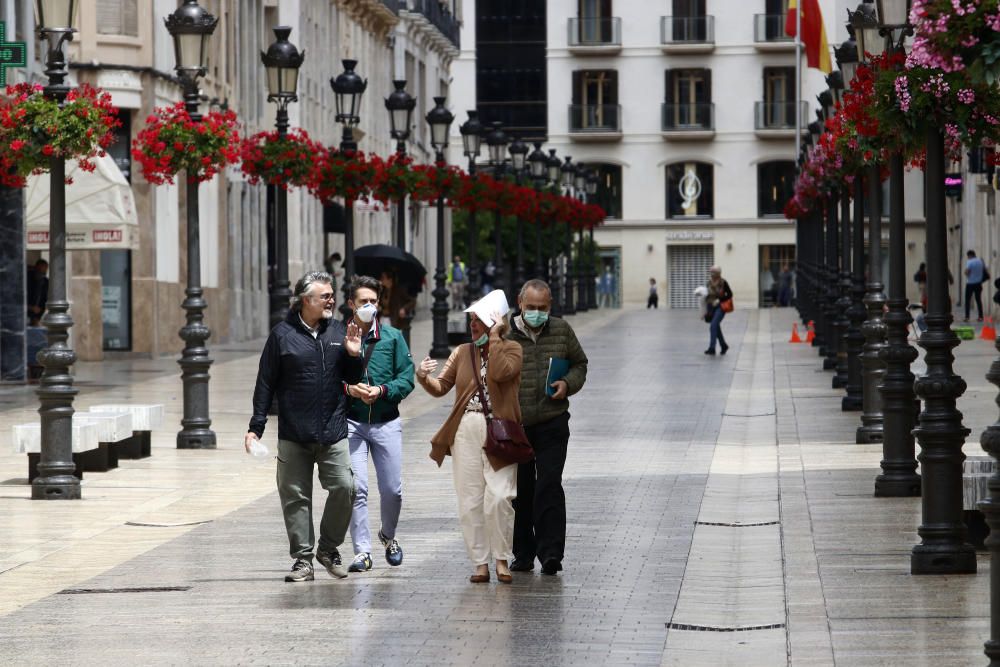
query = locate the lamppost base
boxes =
[910,544,977,575]
[874,473,921,497]
[856,426,884,444]
[429,345,451,360]
[31,477,81,500]
[832,376,847,389]
[822,357,837,370]
[177,428,217,449]
[842,396,863,411]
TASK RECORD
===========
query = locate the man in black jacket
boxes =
[246,271,363,582]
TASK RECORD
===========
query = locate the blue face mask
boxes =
[474,333,489,347]
[523,309,549,328]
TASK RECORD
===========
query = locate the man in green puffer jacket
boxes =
[506,279,588,576]
[343,276,415,574]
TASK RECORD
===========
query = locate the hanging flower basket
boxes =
[0,83,120,188]
[308,148,378,203]
[239,127,320,189]
[131,102,240,185]
[369,153,417,205]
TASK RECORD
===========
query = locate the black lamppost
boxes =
[586,169,600,309]
[818,90,838,372]
[385,80,415,251]
[460,111,483,300]
[872,0,920,497]
[509,135,529,291]
[827,69,851,390]
[852,2,887,445]
[330,59,367,319]
[167,0,218,450]
[485,122,509,298]
[33,0,80,498]
[837,33,865,412]
[546,149,564,315]
[528,142,548,281]
[427,96,454,359]
[806,120,826,353]
[561,156,577,315]
[574,165,590,313]
[262,26,304,331]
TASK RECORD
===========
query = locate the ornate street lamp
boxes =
[426,96,454,359]
[459,110,483,301]
[330,59,367,318]
[560,157,577,315]
[385,80,415,253]
[166,0,218,451]
[850,1,884,61]
[485,122,509,297]
[826,69,851,389]
[572,165,590,313]
[586,169,600,309]
[509,136,529,290]
[262,26,304,331]
[32,0,80,499]
[528,142,548,281]
[546,149,564,316]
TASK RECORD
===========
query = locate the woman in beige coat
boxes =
[416,303,523,583]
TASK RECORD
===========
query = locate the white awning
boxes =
[25,153,139,251]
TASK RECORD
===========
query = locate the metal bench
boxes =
[88,404,164,459]
[12,421,101,482]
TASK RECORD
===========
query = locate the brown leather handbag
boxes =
[469,345,534,464]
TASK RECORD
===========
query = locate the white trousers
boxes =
[451,411,517,565]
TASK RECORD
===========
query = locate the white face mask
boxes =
[356,302,377,323]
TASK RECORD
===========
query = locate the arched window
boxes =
[666,162,713,218]
[758,160,796,217]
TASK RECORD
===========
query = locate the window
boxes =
[670,0,707,41]
[571,70,619,130]
[665,69,711,128]
[97,0,138,36]
[666,162,713,218]
[106,110,132,183]
[764,0,790,40]
[758,161,796,217]
[761,67,795,127]
[590,164,622,219]
[578,0,613,43]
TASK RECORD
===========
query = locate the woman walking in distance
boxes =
[704,266,733,356]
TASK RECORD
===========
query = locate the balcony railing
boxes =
[660,16,715,45]
[380,0,400,14]
[568,104,622,133]
[754,14,793,43]
[407,0,460,48]
[568,17,622,47]
[661,103,714,131]
[755,101,808,130]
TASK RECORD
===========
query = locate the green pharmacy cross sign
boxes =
[0,22,27,86]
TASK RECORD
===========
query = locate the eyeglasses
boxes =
[312,292,336,301]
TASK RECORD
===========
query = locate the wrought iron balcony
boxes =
[754,14,794,48]
[568,104,622,139]
[568,17,622,52]
[755,101,809,133]
[405,0,460,49]
[660,16,715,52]
[661,103,715,134]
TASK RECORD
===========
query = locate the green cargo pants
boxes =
[276,439,355,561]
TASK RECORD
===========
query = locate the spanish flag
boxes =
[785,0,833,73]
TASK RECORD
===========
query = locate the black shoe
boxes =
[509,558,535,572]
[379,530,403,566]
[704,349,715,355]
[720,343,729,355]
[316,548,349,579]
[284,558,314,582]
[541,558,562,576]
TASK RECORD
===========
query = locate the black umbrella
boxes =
[350,244,427,295]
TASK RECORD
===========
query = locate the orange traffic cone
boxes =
[789,323,803,343]
[982,317,996,341]
[806,320,816,343]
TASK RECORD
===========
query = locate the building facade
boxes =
[0,0,457,380]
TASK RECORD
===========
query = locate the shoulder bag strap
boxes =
[468,344,492,418]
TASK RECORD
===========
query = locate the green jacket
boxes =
[346,320,415,423]
[506,315,588,427]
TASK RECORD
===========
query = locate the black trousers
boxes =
[965,281,984,319]
[513,411,571,565]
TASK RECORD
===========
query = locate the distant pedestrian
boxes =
[448,255,468,310]
[704,266,733,356]
[647,278,659,309]
[482,260,496,295]
[507,279,588,576]
[325,252,343,294]
[26,259,48,326]
[415,290,522,584]
[246,271,363,583]
[379,270,416,335]
[914,262,927,310]
[777,265,793,307]
[965,249,987,321]
[344,276,415,573]
[598,268,615,308]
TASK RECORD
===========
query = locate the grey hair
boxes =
[290,271,333,312]
[518,279,552,301]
